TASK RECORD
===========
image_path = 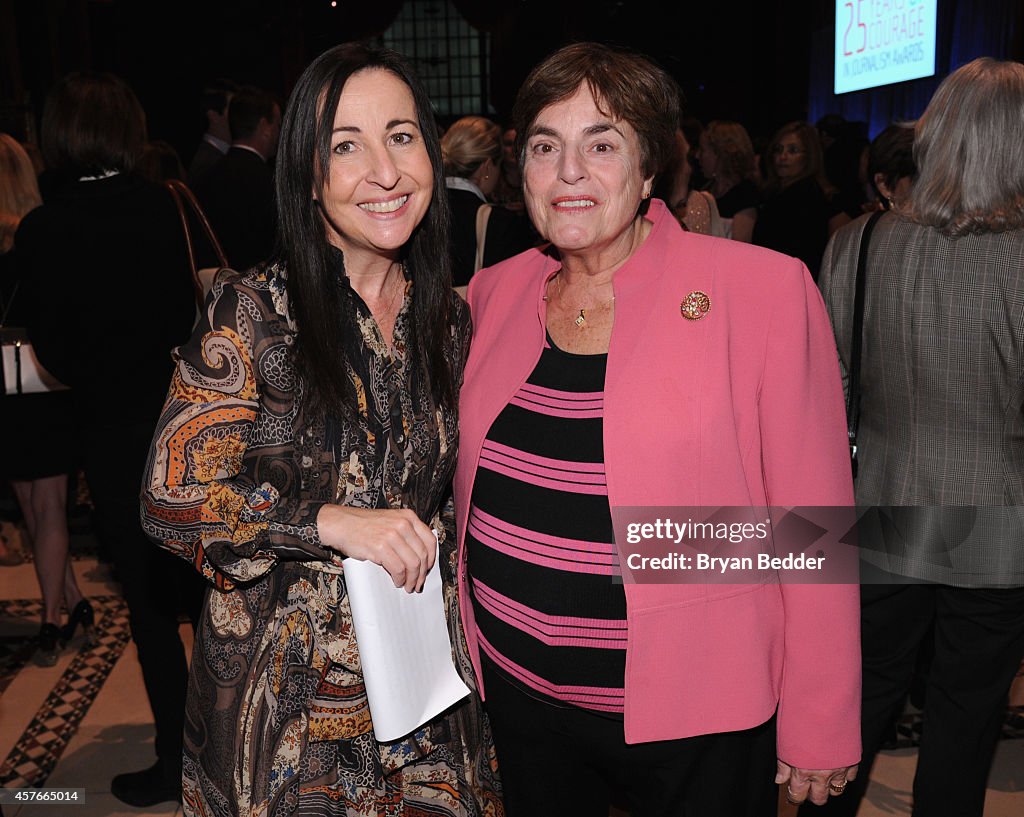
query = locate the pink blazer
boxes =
[455,200,861,769]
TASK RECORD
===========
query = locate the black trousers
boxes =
[802,584,1024,817]
[481,658,778,817]
[84,421,205,775]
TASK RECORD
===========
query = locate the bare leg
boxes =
[11,475,74,626]
[64,559,84,610]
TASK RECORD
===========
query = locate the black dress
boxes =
[752,176,831,279]
[447,186,535,287]
[714,179,760,220]
[0,248,75,480]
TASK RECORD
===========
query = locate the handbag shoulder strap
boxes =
[847,210,884,443]
[474,203,493,274]
[164,179,230,306]
[0,280,18,327]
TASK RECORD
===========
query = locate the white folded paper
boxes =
[343,552,471,742]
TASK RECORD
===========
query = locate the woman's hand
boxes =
[316,505,437,592]
[776,760,859,806]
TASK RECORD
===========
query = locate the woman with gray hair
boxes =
[814,57,1024,817]
[753,121,837,278]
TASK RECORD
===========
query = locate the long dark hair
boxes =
[275,42,454,421]
[761,121,831,197]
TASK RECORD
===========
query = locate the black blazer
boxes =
[195,147,276,271]
[187,138,228,188]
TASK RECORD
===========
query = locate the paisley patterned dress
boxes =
[142,261,502,817]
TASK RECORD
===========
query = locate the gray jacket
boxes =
[819,211,1024,586]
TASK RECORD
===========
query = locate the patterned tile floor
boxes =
[0,521,1021,816]
[0,528,185,817]
[0,596,130,789]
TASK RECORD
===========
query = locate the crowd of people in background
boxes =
[1,42,1023,817]
[2,68,904,342]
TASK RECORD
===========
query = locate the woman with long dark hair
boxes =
[753,121,836,278]
[142,43,501,817]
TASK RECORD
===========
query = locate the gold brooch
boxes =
[680,291,711,320]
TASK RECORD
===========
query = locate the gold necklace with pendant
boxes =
[547,271,615,328]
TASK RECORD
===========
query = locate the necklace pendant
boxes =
[575,309,586,327]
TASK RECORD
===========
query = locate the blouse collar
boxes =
[445,176,486,203]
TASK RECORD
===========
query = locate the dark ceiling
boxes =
[2,0,834,159]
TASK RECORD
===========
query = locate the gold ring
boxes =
[785,786,805,805]
[829,780,848,794]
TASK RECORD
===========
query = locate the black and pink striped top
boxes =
[466,336,627,714]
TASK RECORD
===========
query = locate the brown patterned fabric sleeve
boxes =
[141,267,332,589]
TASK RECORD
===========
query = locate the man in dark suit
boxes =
[187,78,237,188]
[195,85,280,271]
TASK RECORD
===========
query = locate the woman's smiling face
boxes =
[522,85,651,260]
[317,68,433,267]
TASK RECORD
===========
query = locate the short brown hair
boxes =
[41,72,147,173]
[229,85,279,141]
[512,42,680,180]
[867,122,915,201]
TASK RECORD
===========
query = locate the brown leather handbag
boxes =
[164,179,229,308]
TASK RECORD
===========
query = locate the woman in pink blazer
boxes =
[454,43,860,816]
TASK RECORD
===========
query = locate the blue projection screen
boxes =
[835,0,937,94]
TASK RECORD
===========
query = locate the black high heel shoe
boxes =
[61,599,98,646]
[36,623,62,666]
